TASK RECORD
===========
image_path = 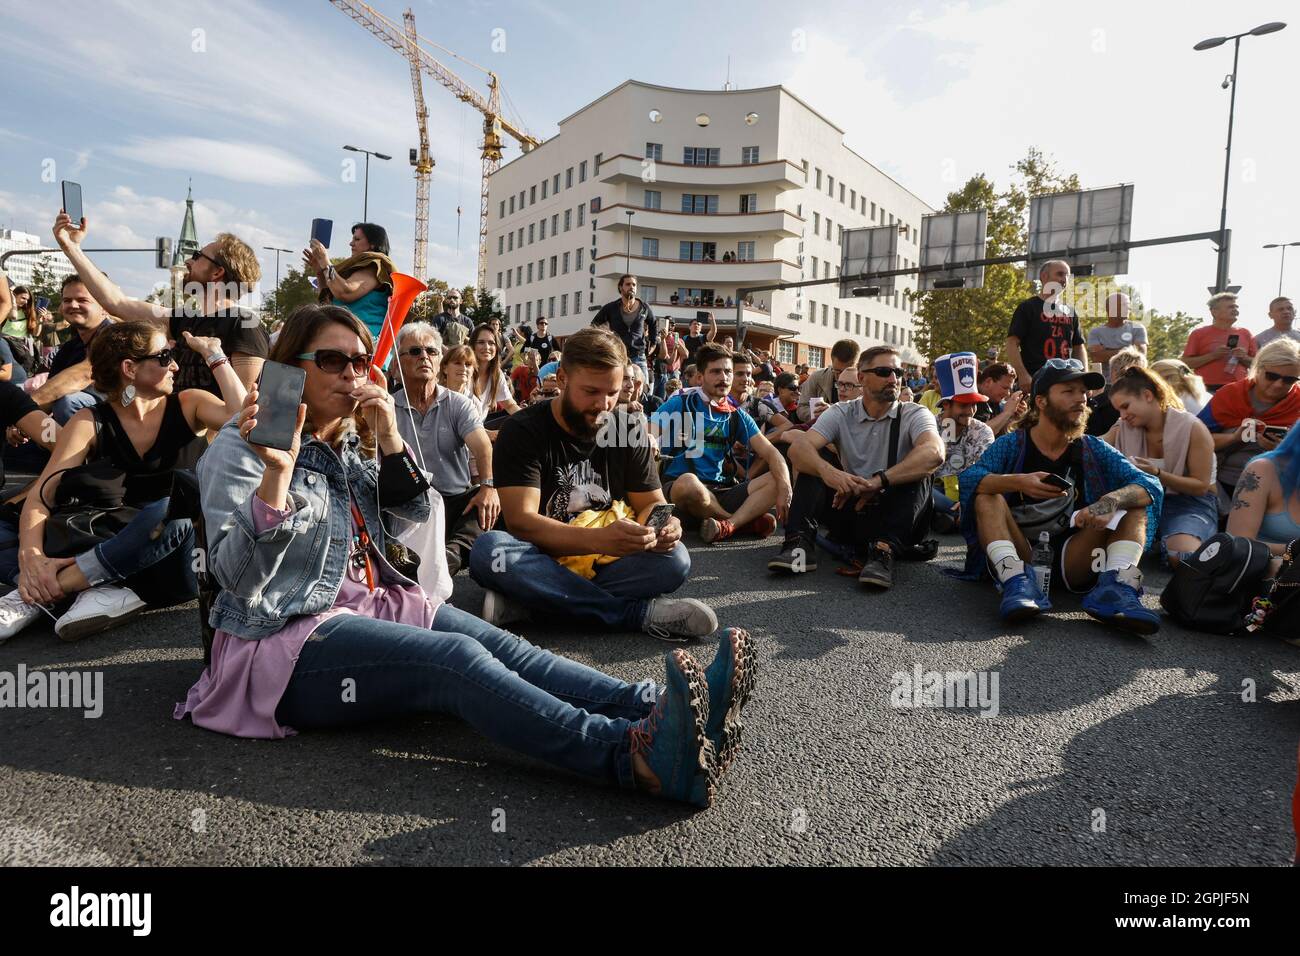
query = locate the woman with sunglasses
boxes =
[1150,359,1209,416]
[1198,337,1300,502]
[0,321,246,642]
[177,303,750,809]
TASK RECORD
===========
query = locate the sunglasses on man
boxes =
[401,346,441,359]
[1263,370,1300,386]
[189,249,228,273]
[862,366,902,379]
[297,350,372,374]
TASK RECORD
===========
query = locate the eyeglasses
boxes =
[863,366,902,379]
[401,346,441,359]
[133,348,174,367]
[1039,358,1085,372]
[189,249,227,272]
[297,350,372,374]
[839,381,862,391]
[1264,371,1300,386]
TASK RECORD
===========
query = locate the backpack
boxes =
[1160,532,1273,635]
[440,315,469,348]
[1246,537,1300,643]
[660,391,744,487]
[4,335,37,375]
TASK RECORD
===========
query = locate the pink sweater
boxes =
[173,496,440,739]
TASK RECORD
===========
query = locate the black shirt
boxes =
[525,333,558,358]
[1012,432,1082,509]
[91,394,205,506]
[0,382,39,487]
[1086,387,1119,437]
[494,401,659,527]
[973,398,1003,424]
[593,298,658,364]
[1008,296,1083,377]
[49,319,110,377]
[682,334,706,363]
[170,307,268,395]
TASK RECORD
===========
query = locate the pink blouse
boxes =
[174,495,440,739]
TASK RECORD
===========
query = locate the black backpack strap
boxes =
[887,405,903,469]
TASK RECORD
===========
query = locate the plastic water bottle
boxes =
[1031,532,1053,595]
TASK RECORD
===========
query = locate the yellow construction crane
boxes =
[329,0,541,291]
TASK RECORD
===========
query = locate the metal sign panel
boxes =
[917,210,987,291]
[839,225,898,299]
[1027,184,1134,278]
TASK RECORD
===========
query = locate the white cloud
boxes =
[110,137,329,187]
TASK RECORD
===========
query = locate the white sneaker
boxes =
[0,588,43,642]
[54,585,146,642]
[643,598,718,642]
[481,589,531,628]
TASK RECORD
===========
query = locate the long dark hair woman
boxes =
[177,303,756,809]
[303,222,394,346]
[0,321,246,642]
[468,322,520,426]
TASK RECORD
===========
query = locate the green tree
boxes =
[1143,309,1200,362]
[28,255,64,306]
[263,266,318,324]
[465,286,505,326]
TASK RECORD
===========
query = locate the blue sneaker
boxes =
[703,628,758,775]
[1082,570,1161,635]
[629,649,718,808]
[999,570,1051,623]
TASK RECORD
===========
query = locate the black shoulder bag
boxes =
[40,407,140,559]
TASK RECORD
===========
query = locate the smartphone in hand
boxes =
[1042,473,1073,492]
[310,218,333,249]
[645,503,675,531]
[62,181,83,224]
[248,362,307,451]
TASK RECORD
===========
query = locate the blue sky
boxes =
[2,0,1296,332]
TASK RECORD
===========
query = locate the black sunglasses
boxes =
[134,348,175,367]
[297,350,372,374]
[189,249,227,272]
[401,346,441,359]
[1264,371,1300,386]
[863,366,902,379]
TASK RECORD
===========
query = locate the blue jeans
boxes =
[932,486,958,518]
[274,603,656,787]
[467,529,691,630]
[51,390,102,425]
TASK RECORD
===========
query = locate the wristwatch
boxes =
[480,477,496,488]
[873,470,891,491]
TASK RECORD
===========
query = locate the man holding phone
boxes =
[1182,292,1255,392]
[958,359,1163,632]
[52,211,269,397]
[468,327,718,640]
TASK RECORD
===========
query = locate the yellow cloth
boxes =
[920,389,942,415]
[556,500,637,579]
[318,251,395,302]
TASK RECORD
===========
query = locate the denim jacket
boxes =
[198,418,432,639]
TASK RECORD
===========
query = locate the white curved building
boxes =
[485,80,933,366]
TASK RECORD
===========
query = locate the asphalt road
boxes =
[1,531,1297,866]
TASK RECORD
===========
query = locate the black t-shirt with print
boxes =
[1012,431,1082,509]
[170,307,269,395]
[1008,296,1083,376]
[525,333,558,358]
[494,400,659,526]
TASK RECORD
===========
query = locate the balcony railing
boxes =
[599,154,804,190]
[594,252,800,285]
[596,202,801,237]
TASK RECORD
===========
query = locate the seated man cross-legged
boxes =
[468,327,718,641]
[768,345,944,589]
[958,358,1164,633]
[651,344,792,544]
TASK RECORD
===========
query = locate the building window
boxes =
[538,258,544,279]
[539,219,546,240]
[530,185,536,205]
[528,223,535,244]
[550,255,557,277]
[498,235,504,255]
[551,213,558,234]
[736,241,755,261]
[683,147,720,166]
[740,193,758,213]
[576,288,583,310]
[741,146,759,164]
[888,212,894,226]
[507,233,514,252]
[850,188,856,208]
[679,241,716,261]
[515,266,521,285]
[808,345,825,366]
[553,173,560,193]
[594,153,601,172]
[506,271,512,289]
[499,200,505,218]
[860,196,866,216]
[518,190,525,207]
[576,248,583,269]
[813,212,820,232]
[642,238,659,257]
[526,301,532,321]
[676,287,716,304]
[496,271,502,288]
[837,225,843,243]
[833,308,840,329]
[578,204,585,226]
[646,142,662,161]
[681,194,719,214]
[563,251,570,274]
[823,262,830,280]
[517,227,523,246]
[839,183,845,204]
[808,300,816,323]
[566,167,573,188]
[855,314,862,335]
[513,303,520,322]
[541,180,548,200]
[579,160,587,182]
[509,196,516,214]
[548,296,555,315]
[827,175,834,197]
[564,209,572,231]
[590,197,601,213]
[825,218,832,240]
[815,168,822,189]
[777,340,795,363]
[527,263,533,283]
[870,202,876,221]
[874,319,880,339]
[822,304,828,326]
[644,189,661,210]
[811,255,818,275]
[641,284,657,303]
[560,293,568,316]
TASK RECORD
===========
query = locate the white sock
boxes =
[1105,540,1144,588]
[986,540,1024,583]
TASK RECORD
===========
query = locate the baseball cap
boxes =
[934,351,988,403]
[1031,357,1105,398]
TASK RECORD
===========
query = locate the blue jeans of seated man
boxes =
[51,390,103,426]
[274,603,657,787]
[467,529,691,631]
[932,487,958,518]
[0,498,196,606]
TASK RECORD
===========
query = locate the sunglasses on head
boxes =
[133,348,174,367]
[863,366,902,379]
[1264,370,1300,386]
[401,346,441,359]
[297,350,372,374]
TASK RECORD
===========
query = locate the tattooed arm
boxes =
[1225,459,1285,554]
[1086,483,1153,516]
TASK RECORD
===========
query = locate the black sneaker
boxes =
[768,537,816,574]
[858,545,894,589]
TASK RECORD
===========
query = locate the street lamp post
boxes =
[342,145,392,222]
[263,246,293,318]
[1263,242,1300,297]
[1194,21,1287,293]
[625,210,635,272]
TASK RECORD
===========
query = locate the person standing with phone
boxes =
[1182,292,1256,392]
[956,358,1163,632]
[52,211,269,398]
[305,222,394,347]
[179,306,752,809]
